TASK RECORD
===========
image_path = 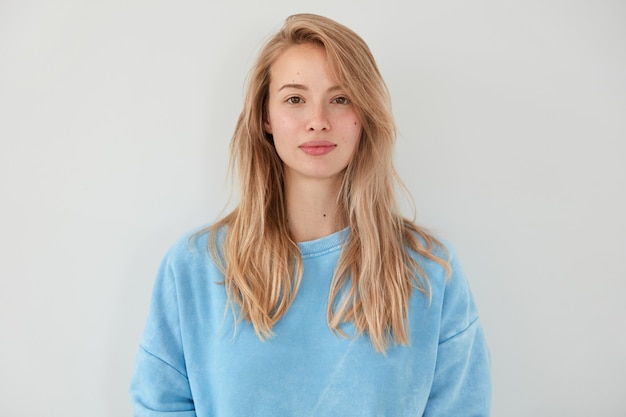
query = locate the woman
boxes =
[130,13,491,416]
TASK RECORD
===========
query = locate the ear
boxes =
[264,118,273,134]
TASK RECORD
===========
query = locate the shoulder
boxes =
[414,233,472,295]
[156,223,226,277]
[428,239,481,342]
[405,227,463,284]
[405,228,452,285]
[406,230,479,323]
[160,225,206,262]
[144,224,228,318]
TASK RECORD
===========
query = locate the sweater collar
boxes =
[297,227,349,258]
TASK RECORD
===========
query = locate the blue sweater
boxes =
[130,228,491,416]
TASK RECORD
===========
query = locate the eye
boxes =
[332,96,350,105]
[286,96,303,104]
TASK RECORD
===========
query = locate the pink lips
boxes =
[299,141,336,156]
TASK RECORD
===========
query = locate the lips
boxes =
[299,141,336,156]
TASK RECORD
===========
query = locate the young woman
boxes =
[130,13,491,416]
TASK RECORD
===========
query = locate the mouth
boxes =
[299,141,336,156]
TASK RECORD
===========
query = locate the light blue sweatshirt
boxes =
[130,228,491,416]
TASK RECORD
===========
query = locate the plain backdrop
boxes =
[1,1,625,416]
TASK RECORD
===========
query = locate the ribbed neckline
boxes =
[297,227,349,258]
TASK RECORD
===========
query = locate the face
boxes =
[264,43,362,184]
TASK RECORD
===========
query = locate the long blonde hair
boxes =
[206,13,450,353]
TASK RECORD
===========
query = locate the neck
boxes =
[284,173,344,242]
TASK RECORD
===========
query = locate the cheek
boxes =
[266,104,288,134]
[345,110,362,132]
[269,112,297,135]
[348,118,362,142]
[341,122,362,157]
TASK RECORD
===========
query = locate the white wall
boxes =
[1,1,624,416]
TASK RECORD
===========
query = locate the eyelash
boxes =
[332,96,350,105]
[285,96,351,105]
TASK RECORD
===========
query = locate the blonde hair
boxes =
[206,13,450,353]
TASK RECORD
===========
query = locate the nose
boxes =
[306,102,330,131]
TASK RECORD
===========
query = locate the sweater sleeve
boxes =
[423,251,492,417]
[129,249,197,417]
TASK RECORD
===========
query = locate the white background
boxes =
[1,1,625,416]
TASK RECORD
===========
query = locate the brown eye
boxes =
[332,96,350,105]
[287,96,303,104]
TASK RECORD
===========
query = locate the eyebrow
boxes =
[277,84,343,93]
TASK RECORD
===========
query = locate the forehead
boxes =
[269,43,334,85]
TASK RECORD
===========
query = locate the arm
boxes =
[129,252,197,417]
[424,253,492,416]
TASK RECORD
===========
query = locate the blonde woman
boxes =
[130,13,491,416]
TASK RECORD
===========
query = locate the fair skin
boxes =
[264,43,362,242]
